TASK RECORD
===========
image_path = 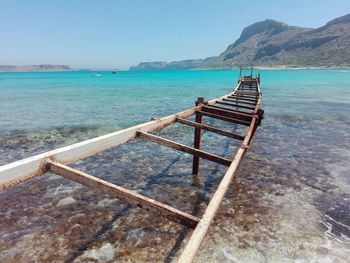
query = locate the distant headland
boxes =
[0,65,71,72]
[0,65,122,73]
[130,13,350,71]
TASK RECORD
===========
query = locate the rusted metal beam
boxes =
[202,105,253,123]
[197,111,251,126]
[241,92,256,95]
[192,98,204,175]
[222,98,257,106]
[234,91,258,96]
[240,89,256,92]
[228,95,257,102]
[233,95,258,100]
[238,88,256,91]
[233,94,258,99]
[207,104,254,116]
[240,85,256,88]
[227,95,257,104]
[176,117,245,141]
[240,87,257,90]
[137,131,232,167]
[235,87,257,90]
[215,101,256,110]
[235,87,256,90]
[237,86,257,89]
[47,160,200,229]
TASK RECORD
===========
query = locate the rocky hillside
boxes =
[0,65,71,72]
[130,13,350,70]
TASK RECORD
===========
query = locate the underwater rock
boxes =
[56,196,76,207]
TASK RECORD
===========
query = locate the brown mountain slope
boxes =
[130,13,350,70]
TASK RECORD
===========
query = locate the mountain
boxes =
[0,65,71,72]
[130,13,350,70]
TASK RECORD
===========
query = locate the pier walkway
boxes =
[0,72,263,262]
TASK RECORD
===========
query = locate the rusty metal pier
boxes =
[0,71,263,262]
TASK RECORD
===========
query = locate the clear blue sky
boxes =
[1,0,349,69]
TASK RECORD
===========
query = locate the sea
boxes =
[0,70,349,262]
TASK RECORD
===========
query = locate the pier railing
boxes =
[0,74,263,262]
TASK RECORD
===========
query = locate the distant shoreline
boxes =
[1,66,349,73]
[0,65,119,73]
[253,66,350,70]
[0,69,113,73]
[189,66,350,71]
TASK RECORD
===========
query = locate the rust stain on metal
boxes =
[47,160,200,229]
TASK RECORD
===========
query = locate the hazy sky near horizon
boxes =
[1,0,349,69]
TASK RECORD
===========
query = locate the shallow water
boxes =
[0,70,349,262]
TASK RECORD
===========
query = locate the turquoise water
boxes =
[0,71,238,132]
[0,70,349,262]
[1,70,349,132]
